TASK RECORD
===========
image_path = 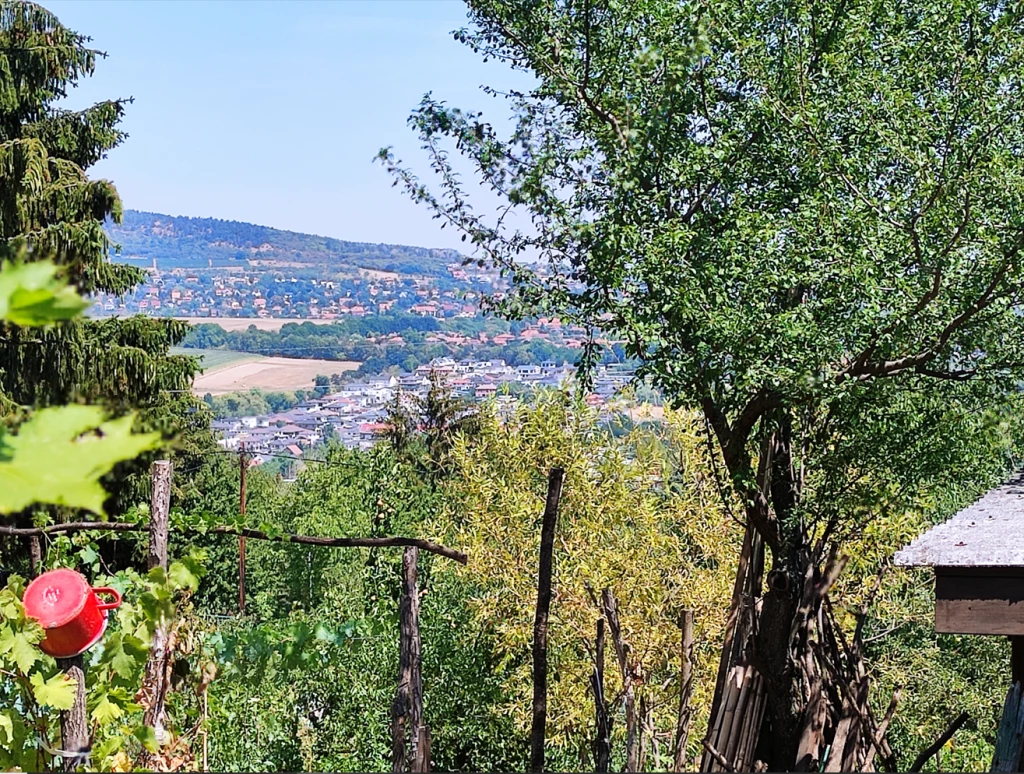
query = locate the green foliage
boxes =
[0,405,160,515]
[0,0,208,522]
[0,558,204,771]
[383,372,480,480]
[0,260,88,326]
[199,386,306,419]
[384,0,1024,765]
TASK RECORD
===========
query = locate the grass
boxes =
[170,347,262,373]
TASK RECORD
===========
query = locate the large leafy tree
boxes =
[0,1,206,516]
[383,0,1024,768]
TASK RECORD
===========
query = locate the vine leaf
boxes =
[0,405,161,516]
[0,622,41,673]
[30,671,78,710]
[0,261,88,326]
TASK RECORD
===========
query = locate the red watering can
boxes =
[22,569,122,658]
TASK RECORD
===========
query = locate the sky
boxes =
[42,0,528,251]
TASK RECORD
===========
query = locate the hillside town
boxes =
[93,260,514,320]
[211,358,640,468]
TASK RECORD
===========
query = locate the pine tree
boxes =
[0,1,207,513]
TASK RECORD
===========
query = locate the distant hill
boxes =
[105,210,460,277]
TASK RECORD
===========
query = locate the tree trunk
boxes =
[706,406,830,771]
[602,588,639,772]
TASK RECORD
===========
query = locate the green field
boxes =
[170,347,261,373]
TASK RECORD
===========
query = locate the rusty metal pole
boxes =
[239,442,247,615]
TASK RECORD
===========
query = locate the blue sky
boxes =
[43,0,526,251]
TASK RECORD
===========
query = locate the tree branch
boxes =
[841,237,1024,383]
[909,711,970,772]
[0,522,468,564]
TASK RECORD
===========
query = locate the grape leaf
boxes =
[168,556,203,593]
[89,687,140,726]
[0,710,13,746]
[30,671,77,710]
[99,632,148,679]
[0,261,89,326]
[0,405,161,515]
[0,622,43,673]
[133,725,158,753]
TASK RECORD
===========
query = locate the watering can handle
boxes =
[93,587,122,611]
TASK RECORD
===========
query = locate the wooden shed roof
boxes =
[895,470,1024,568]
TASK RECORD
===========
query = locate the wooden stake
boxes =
[28,536,41,576]
[139,460,172,768]
[530,468,564,774]
[673,610,694,772]
[993,683,1024,773]
[392,547,428,773]
[147,460,171,572]
[591,618,611,773]
[55,654,87,771]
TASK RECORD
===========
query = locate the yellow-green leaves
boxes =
[0,405,161,515]
[30,671,78,710]
[0,261,88,326]
[0,576,44,673]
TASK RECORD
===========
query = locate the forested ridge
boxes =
[108,210,459,277]
[3,1,1024,773]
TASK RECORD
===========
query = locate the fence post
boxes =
[673,610,695,772]
[530,468,565,774]
[55,655,87,771]
[592,618,611,773]
[392,546,428,772]
[139,460,172,766]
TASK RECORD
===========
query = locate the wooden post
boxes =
[28,536,41,576]
[591,618,611,773]
[239,443,247,615]
[147,460,171,571]
[55,655,87,771]
[139,460,172,767]
[673,610,695,772]
[392,547,428,772]
[530,468,564,774]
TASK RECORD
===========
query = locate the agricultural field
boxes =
[170,347,261,371]
[188,354,359,395]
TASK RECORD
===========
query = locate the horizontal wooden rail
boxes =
[0,521,467,564]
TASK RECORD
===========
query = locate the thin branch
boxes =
[0,522,468,564]
[909,711,970,772]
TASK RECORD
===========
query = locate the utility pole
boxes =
[239,442,247,615]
